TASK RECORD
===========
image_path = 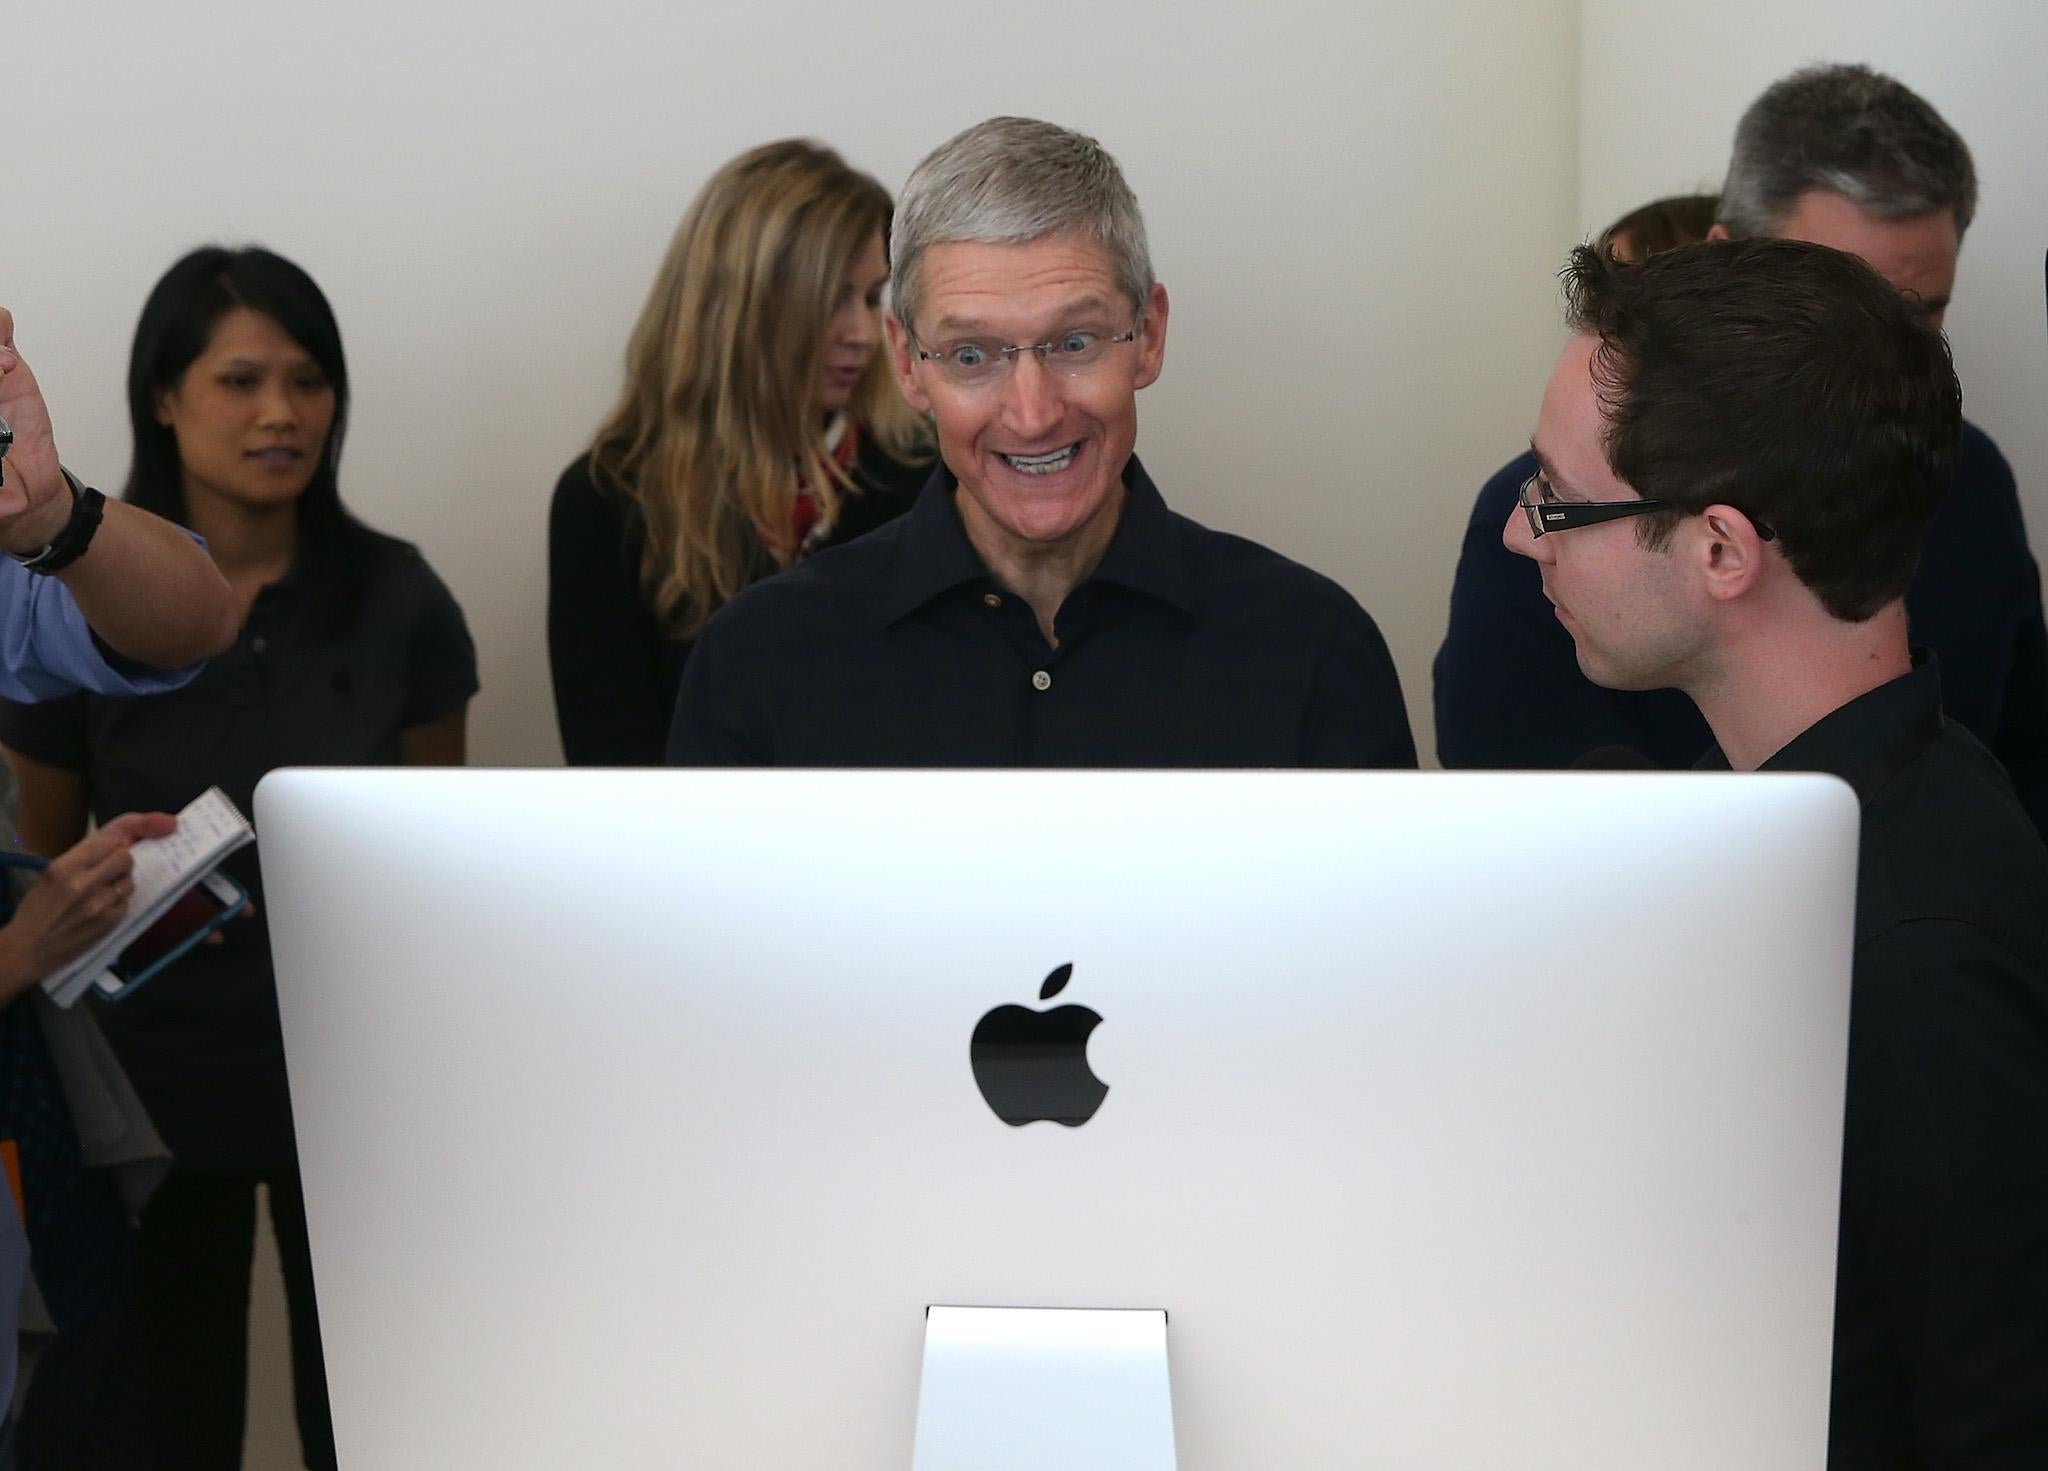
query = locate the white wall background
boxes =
[12,4,2043,1464]
[1580,0,2048,552]
[9,0,1581,773]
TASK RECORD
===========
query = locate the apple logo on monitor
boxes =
[970,963,1108,1127]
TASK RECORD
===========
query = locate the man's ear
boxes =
[1133,281,1169,392]
[1692,505,1771,603]
[884,314,931,415]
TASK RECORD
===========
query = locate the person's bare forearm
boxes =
[0,306,237,668]
[53,499,237,666]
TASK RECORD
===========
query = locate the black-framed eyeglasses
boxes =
[1517,473,1775,542]
[911,317,1142,389]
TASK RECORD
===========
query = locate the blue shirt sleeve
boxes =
[0,556,204,703]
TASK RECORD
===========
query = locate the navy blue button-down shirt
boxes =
[1433,422,2048,835]
[667,455,1417,769]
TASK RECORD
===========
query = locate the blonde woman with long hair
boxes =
[549,140,931,764]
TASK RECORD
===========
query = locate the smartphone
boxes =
[92,869,250,1002]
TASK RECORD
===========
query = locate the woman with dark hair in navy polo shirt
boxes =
[0,246,478,1471]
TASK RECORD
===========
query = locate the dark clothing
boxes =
[1434,425,2048,837]
[1700,657,2048,1467]
[0,545,478,1168]
[0,989,150,1471]
[547,438,928,766]
[667,455,1417,769]
[138,1167,334,1471]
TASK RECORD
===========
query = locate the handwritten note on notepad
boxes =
[40,787,255,1006]
[125,789,251,904]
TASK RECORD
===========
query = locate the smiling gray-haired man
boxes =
[667,117,1415,769]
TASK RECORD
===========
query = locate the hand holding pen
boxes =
[0,813,176,1005]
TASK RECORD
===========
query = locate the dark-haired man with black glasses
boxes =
[1440,64,2048,845]
[1509,236,2048,1468]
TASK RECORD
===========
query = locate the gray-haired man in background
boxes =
[668,117,1415,769]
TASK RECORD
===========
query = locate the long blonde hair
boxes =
[590,140,931,637]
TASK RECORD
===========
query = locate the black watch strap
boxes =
[12,467,107,575]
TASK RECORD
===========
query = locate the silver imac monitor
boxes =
[257,768,1859,1469]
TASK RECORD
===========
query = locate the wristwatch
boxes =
[10,466,107,574]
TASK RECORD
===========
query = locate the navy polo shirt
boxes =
[667,455,1416,769]
[0,545,478,1168]
[1432,423,2048,836]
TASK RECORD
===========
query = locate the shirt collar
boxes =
[1087,455,1195,615]
[879,452,1195,626]
[248,557,309,614]
[879,463,994,625]
[1695,651,1944,805]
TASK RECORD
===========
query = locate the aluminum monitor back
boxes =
[256,768,1859,1469]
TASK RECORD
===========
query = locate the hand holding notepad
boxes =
[36,787,254,1008]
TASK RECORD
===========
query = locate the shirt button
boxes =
[251,637,269,654]
[982,593,1002,608]
[1031,670,1052,692]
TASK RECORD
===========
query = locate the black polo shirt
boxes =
[665,455,1416,768]
[1700,656,2048,1466]
[0,546,478,1168]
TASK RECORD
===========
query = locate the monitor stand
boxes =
[910,1305,1178,1470]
